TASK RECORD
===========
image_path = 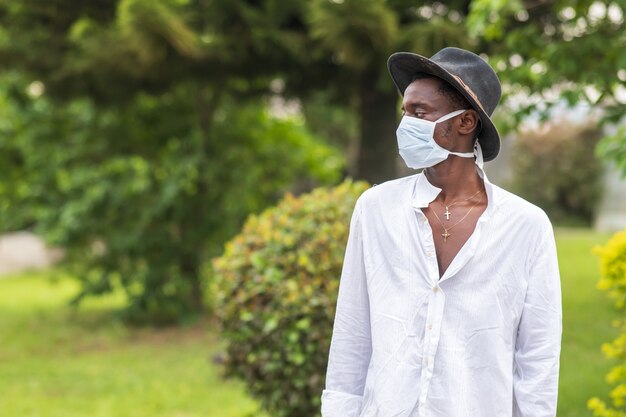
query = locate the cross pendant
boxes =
[444,207,451,221]
[442,229,451,242]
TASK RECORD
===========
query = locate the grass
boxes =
[557,228,617,417]
[0,227,620,417]
[0,271,268,417]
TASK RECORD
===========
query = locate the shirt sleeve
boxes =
[513,221,562,417]
[321,200,372,417]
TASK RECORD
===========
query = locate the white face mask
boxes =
[396,109,474,169]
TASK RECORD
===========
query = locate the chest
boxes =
[422,202,487,278]
[359,198,531,289]
[361,210,530,330]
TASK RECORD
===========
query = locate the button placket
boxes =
[414,204,445,416]
[417,285,445,416]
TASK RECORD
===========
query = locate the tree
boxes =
[304,0,474,182]
[203,0,474,182]
[0,0,453,321]
[0,0,624,321]
[467,0,625,127]
[204,0,625,180]
[0,0,344,322]
[2,0,623,179]
[597,126,626,176]
[0,74,342,323]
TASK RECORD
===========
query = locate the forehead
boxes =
[402,77,451,111]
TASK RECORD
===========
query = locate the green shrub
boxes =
[511,120,604,226]
[213,180,369,417]
[589,229,626,416]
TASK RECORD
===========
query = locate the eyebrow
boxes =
[401,99,435,111]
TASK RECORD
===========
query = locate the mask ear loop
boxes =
[474,141,489,182]
[434,108,469,123]
[474,141,484,169]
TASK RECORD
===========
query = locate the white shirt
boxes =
[321,172,561,417]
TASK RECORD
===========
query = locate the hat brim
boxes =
[388,52,500,162]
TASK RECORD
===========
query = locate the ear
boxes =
[458,110,480,136]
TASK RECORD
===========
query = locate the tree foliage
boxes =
[0,0,346,322]
[1,0,624,178]
[0,0,624,321]
[0,75,342,323]
[468,0,625,129]
[597,126,626,177]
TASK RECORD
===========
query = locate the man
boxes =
[321,47,561,417]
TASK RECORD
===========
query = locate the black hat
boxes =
[387,47,502,161]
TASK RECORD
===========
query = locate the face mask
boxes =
[396,109,474,169]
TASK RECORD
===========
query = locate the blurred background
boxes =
[0,1,625,416]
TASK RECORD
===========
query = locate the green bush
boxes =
[511,120,604,226]
[589,229,626,416]
[213,180,369,417]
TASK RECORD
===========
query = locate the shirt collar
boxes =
[410,167,499,216]
[411,173,442,209]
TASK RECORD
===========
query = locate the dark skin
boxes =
[401,77,487,277]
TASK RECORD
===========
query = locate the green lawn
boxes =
[557,228,617,417]
[0,227,620,417]
[0,271,268,417]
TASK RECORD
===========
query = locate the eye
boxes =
[401,107,425,118]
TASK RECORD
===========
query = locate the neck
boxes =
[424,157,483,202]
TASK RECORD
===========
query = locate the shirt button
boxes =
[432,286,439,292]
[427,324,433,330]
[426,250,434,257]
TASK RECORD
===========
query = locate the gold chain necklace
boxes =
[440,189,483,221]
[430,195,484,242]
